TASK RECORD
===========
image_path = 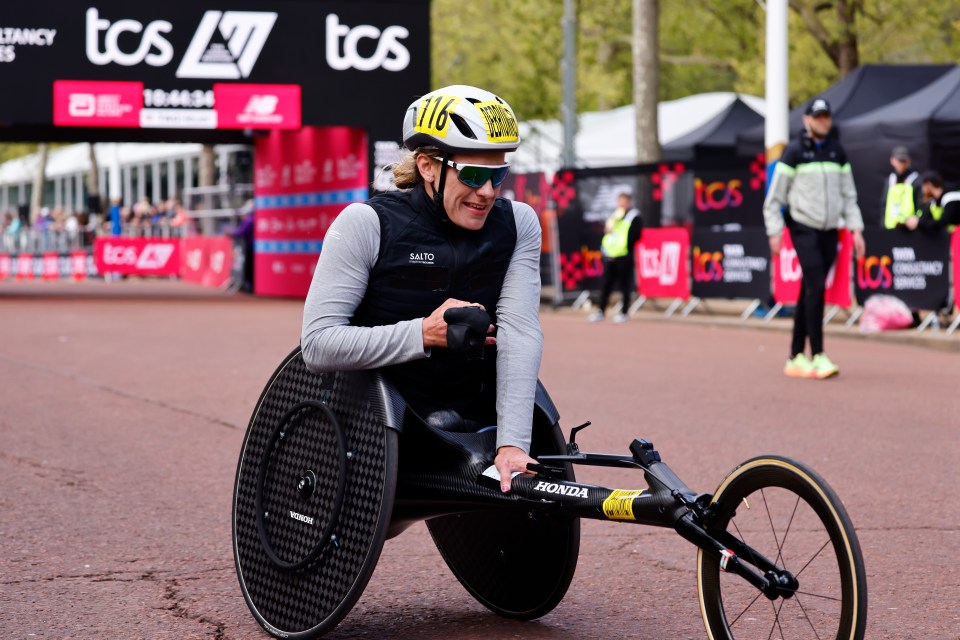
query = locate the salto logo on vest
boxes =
[324,14,410,72]
[84,8,277,79]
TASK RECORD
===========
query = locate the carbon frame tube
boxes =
[477,455,780,598]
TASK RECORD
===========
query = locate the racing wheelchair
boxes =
[232,310,867,640]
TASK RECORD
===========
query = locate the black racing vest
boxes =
[352,187,518,421]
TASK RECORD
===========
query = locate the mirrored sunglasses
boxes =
[442,159,510,188]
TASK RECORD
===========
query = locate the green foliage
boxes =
[0,143,39,164]
[431,0,960,117]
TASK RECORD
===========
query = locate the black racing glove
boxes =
[443,306,491,356]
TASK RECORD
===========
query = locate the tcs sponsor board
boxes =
[254,125,368,297]
[690,229,770,300]
[854,230,950,310]
[94,237,181,276]
[0,2,428,142]
[635,227,690,299]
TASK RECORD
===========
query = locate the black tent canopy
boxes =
[736,64,954,156]
[841,65,960,226]
[662,96,764,161]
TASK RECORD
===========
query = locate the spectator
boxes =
[763,97,866,380]
[881,146,922,229]
[2,211,19,252]
[64,211,80,249]
[915,171,960,234]
[589,191,642,323]
[109,198,122,236]
[233,200,256,293]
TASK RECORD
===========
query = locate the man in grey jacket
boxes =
[763,98,866,379]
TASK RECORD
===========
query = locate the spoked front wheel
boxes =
[697,456,867,640]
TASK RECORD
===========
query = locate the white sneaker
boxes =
[612,313,628,323]
[588,310,604,322]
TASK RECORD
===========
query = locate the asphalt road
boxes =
[1,280,957,639]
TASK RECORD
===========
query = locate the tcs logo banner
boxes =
[695,178,742,211]
[693,246,723,282]
[84,8,410,76]
[857,255,893,290]
[93,238,180,276]
[636,228,690,299]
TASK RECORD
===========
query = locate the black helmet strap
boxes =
[433,153,451,210]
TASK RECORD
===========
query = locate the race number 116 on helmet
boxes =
[402,84,521,154]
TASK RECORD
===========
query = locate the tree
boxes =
[789,0,860,77]
[0,143,39,164]
[633,0,660,164]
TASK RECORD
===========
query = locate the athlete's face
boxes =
[418,152,507,231]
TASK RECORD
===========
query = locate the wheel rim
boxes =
[698,458,864,640]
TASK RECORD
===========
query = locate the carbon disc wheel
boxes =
[697,456,867,640]
[233,348,399,639]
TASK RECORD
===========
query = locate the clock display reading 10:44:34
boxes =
[143,88,216,109]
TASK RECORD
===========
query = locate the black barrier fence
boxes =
[503,156,767,302]
[557,157,766,301]
[505,169,957,317]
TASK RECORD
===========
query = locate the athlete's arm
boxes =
[493,202,543,455]
[301,203,428,373]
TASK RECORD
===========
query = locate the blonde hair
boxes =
[392,147,441,190]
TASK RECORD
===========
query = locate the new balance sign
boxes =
[214,83,300,129]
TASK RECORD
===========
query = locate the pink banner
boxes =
[41,252,59,281]
[253,126,368,297]
[94,238,180,276]
[53,80,143,127]
[181,236,233,288]
[635,227,691,299]
[71,251,88,280]
[773,228,852,307]
[17,253,33,280]
[214,83,301,130]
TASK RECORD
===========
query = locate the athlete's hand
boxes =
[768,233,783,256]
[494,445,538,493]
[422,299,494,349]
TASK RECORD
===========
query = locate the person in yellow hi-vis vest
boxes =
[881,146,922,229]
[589,191,642,323]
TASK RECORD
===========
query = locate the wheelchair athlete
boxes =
[301,84,540,492]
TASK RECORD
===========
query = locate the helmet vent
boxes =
[449,113,477,140]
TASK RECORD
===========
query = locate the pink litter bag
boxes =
[859,294,913,333]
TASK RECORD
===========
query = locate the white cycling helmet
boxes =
[402,85,521,153]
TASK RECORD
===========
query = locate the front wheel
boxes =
[697,456,867,640]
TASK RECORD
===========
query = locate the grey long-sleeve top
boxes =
[301,198,543,454]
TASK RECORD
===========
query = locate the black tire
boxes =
[426,413,580,620]
[697,456,867,640]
